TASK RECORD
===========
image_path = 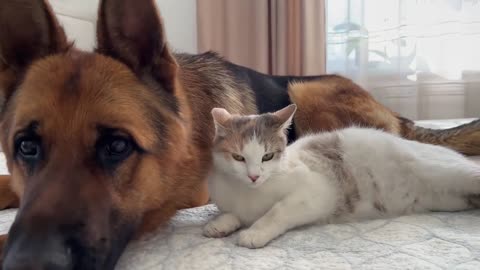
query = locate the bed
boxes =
[1,2,479,268]
[0,119,479,269]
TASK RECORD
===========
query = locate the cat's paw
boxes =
[237,229,272,249]
[203,222,231,238]
[203,214,241,238]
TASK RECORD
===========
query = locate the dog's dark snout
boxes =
[3,232,73,270]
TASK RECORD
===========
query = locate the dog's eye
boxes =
[98,136,134,167]
[17,138,41,160]
[107,139,129,156]
[262,153,274,162]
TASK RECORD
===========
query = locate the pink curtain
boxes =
[197,0,326,76]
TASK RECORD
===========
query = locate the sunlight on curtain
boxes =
[327,0,480,120]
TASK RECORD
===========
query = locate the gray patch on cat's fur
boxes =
[466,194,480,208]
[246,115,286,147]
[218,114,287,153]
[304,133,360,214]
[372,182,386,213]
[373,201,386,212]
[366,168,374,179]
[372,182,379,191]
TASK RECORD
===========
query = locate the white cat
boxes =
[204,104,480,249]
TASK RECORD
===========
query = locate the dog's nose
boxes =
[248,175,259,182]
[3,233,73,270]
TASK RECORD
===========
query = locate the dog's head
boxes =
[0,0,198,269]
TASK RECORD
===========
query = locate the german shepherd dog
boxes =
[0,0,479,269]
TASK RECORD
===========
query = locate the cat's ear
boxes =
[211,108,232,136]
[211,108,232,125]
[273,104,297,130]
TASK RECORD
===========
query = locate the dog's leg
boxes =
[0,176,18,210]
[188,180,210,208]
[0,234,7,268]
[288,76,402,137]
[288,76,480,155]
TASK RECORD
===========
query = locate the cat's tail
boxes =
[400,117,480,156]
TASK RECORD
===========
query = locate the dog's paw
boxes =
[0,176,18,210]
[237,229,272,249]
[203,214,240,238]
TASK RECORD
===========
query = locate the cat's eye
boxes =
[232,153,245,162]
[262,153,274,162]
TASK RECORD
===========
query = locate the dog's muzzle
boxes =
[3,231,73,270]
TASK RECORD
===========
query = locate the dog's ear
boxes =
[97,0,177,94]
[0,0,69,104]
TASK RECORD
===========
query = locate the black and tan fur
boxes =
[0,0,479,269]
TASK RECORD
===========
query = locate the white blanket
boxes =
[117,205,480,270]
[0,119,479,269]
[0,205,479,270]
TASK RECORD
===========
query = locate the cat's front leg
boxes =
[237,188,336,248]
[203,212,242,238]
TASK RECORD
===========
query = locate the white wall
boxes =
[156,0,197,53]
[49,0,197,53]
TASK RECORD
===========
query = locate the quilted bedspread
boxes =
[0,119,479,269]
[0,204,479,269]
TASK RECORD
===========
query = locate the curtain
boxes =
[327,0,480,120]
[197,0,326,76]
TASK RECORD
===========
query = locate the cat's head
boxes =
[211,104,297,187]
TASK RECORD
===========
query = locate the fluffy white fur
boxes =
[204,106,480,249]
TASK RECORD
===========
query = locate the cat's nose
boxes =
[248,175,259,182]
